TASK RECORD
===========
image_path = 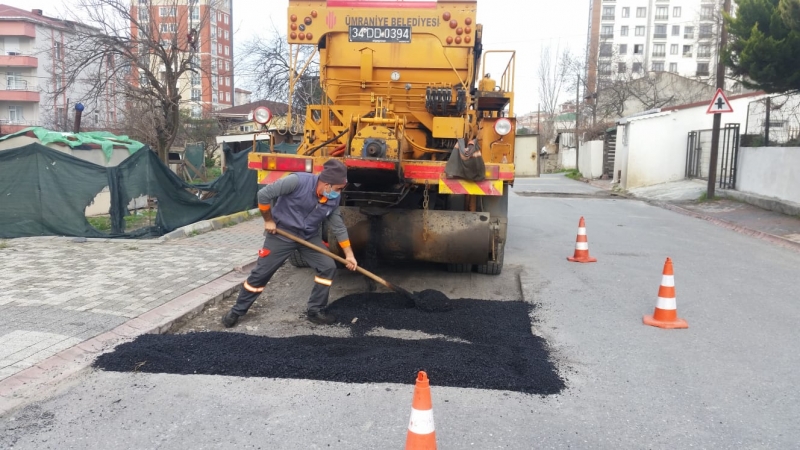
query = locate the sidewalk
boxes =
[0,212,264,413]
[587,178,800,251]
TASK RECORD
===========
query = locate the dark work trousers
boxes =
[231,232,337,316]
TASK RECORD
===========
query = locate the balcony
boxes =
[602,15,615,20]
[696,70,710,76]
[652,52,666,58]
[0,55,38,68]
[653,33,667,39]
[655,15,669,20]
[1,80,40,102]
[0,121,35,135]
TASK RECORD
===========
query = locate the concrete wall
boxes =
[578,140,604,179]
[736,147,800,205]
[513,134,539,177]
[614,93,763,190]
[559,147,576,169]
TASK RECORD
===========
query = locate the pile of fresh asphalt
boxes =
[94,290,565,395]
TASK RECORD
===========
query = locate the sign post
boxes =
[706,87,733,199]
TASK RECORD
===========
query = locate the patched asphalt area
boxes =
[93,291,565,395]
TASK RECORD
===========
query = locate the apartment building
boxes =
[130,0,234,116]
[586,0,722,95]
[0,5,119,135]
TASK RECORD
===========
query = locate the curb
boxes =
[161,209,260,242]
[0,259,256,416]
[652,201,800,253]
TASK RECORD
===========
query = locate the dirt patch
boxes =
[93,291,565,395]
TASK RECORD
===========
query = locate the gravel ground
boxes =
[93,290,565,395]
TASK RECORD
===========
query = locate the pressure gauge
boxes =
[391,71,400,81]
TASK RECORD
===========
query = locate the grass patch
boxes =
[88,209,158,233]
[564,169,582,180]
[0,241,8,249]
[696,192,720,203]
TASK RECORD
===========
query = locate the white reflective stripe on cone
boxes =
[408,408,435,435]
[660,275,675,287]
[314,276,332,286]
[575,242,589,251]
[656,296,677,310]
[577,227,587,236]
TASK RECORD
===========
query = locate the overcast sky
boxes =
[3,0,589,114]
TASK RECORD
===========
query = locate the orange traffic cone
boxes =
[643,258,688,329]
[567,217,597,263]
[405,371,437,450]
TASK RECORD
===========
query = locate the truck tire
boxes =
[289,250,309,268]
[446,263,473,273]
[476,243,504,275]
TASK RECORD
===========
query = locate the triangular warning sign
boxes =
[707,88,734,114]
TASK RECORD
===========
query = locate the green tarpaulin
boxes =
[0,142,257,239]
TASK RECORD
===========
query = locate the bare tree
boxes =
[237,25,321,126]
[537,45,571,145]
[54,0,220,163]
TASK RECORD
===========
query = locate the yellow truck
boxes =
[248,0,516,274]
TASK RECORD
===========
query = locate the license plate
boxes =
[349,26,411,43]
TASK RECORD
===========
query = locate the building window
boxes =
[191,104,201,118]
[191,88,201,101]
[636,7,646,18]
[673,6,681,17]
[191,73,200,85]
[621,7,629,18]
[54,42,62,59]
[652,62,664,72]
[620,26,629,36]
[212,76,218,88]
[54,77,62,91]
[655,6,668,20]
[599,63,611,75]
[225,76,230,86]
[683,45,693,57]
[671,44,679,55]
[698,44,712,57]
[224,45,229,56]
[635,26,645,36]
[652,43,665,57]
[669,63,678,73]
[618,62,627,73]
[139,74,149,86]
[224,30,229,40]
[225,61,230,70]
[211,59,217,71]
[6,72,24,90]
[654,24,667,38]
[160,23,177,33]
[602,6,615,20]
[191,7,199,21]
[634,44,643,55]
[685,27,694,39]
[225,91,230,101]
[697,62,710,76]
[211,44,217,55]
[619,44,627,55]
[223,14,229,24]
[212,92,218,103]
[601,25,614,37]
[672,25,680,36]
[8,105,22,122]
[701,5,714,20]
[159,7,176,17]
[211,25,217,39]
[699,24,713,39]
[632,62,642,73]
[599,43,612,57]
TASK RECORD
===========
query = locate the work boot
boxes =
[221,310,240,328]
[307,309,336,325]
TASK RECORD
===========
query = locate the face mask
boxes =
[323,185,340,200]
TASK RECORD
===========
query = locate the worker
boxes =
[221,159,358,328]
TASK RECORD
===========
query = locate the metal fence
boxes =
[743,93,800,147]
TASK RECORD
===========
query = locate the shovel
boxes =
[272,228,421,303]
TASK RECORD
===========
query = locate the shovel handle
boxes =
[273,228,392,289]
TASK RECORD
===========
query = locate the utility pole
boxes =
[706,0,731,199]
[764,96,771,147]
[537,103,542,176]
[575,75,580,172]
